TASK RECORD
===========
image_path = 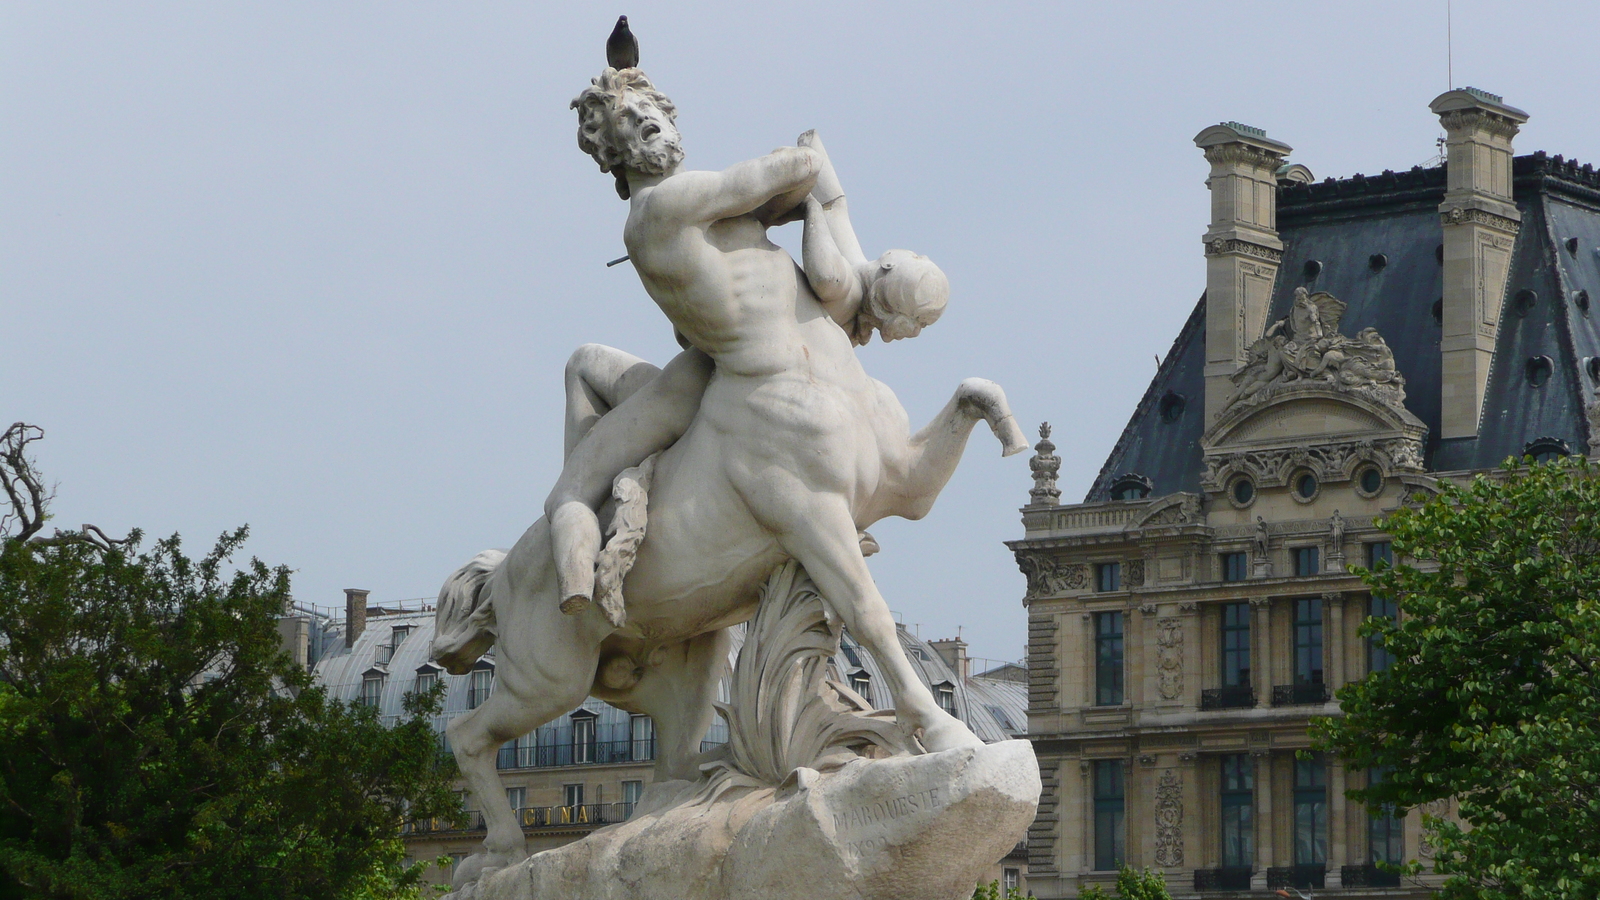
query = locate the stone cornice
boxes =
[1438,206,1522,232]
[1203,238,1284,262]
[1438,108,1523,141]
[1202,143,1286,172]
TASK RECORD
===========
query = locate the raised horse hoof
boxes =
[995,414,1029,457]
[558,594,592,615]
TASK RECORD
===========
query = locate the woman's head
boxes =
[858,250,949,343]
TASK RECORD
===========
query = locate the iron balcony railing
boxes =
[1200,686,1257,710]
[1271,682,1332,706]
[403,801,641,835]
[1267,865,1326,890]
[1341,863,1402,887]
[1193,867,1252,891]
[497,738,655,770]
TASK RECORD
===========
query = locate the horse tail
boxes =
[431,548,507,675]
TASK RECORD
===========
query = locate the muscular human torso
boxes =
[625,196,805,378]
[621,175,910,512]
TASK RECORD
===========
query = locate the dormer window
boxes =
[1523,437,1571,463]
[1110,473,1153,501]
[412,662,442,697]
[935,681,956,717]
[376,624,412,666]
[571,710,598,764]
[468,660,494,709]
[849,671,873,704]
[360,670,385,708]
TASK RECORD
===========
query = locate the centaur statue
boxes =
[431,66,1025,884]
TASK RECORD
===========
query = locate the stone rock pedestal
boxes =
[457,739,1040,900]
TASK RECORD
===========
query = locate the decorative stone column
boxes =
[1431,87,1528,439]
[1177,751,1201,874]
[1194,122,1293,427]
[1328,761,1348,888]
[1250,749,1274,890]
[1250,597,1271,699]
[1324,591,1345,692]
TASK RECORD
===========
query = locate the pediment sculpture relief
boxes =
[1225,287,1407,411]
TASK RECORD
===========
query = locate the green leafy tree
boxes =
[972,877,1025,899]
[1075,866,1171,900]
[0,424,461,899]
[1314,457,1600,900]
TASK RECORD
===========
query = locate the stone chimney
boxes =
[344,588,370,644]
[1432,87,1529,439]
[928,636,970,681]
[276,613,311,670]
[1194,122,1294,425]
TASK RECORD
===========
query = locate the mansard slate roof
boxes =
[1087,153,1600,501]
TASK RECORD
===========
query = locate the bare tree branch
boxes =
[1,422,50,542]
[2,423,133,550]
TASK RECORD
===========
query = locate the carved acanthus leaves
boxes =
[1015,551,1086,599]
[1153,769,1184,867]
[1156,618,1183,701]
[1438,108,1523,140]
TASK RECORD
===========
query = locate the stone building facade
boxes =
[287,588,1030,892]
[1012,88,1600,899]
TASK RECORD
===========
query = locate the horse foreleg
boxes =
[775,494,982,753]
[445,670,593,886]
[877,378,1026,522]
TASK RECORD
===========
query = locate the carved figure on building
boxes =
[1015,551,1087,598]
[1156,618,1183,701]
[1029,422,1062,506]
[1225,288,1407,411]
[1153,769,1184,866]
[1587,388,1600,456]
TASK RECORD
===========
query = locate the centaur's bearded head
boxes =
[571,68,684,200]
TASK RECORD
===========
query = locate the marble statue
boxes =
[430,62,1036,898]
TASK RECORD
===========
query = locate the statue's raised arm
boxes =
[795,129,950,346]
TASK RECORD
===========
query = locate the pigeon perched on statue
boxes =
[606,16,638,70]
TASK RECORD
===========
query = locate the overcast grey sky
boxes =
[7,2,1599,662]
